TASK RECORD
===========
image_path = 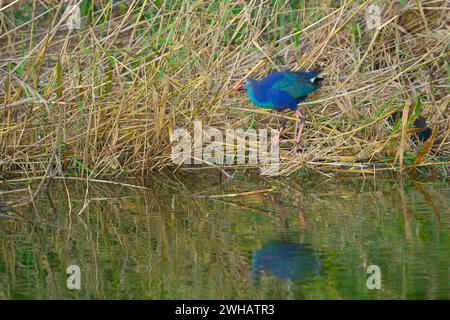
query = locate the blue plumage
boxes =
[251,242,322,280]
[233,69,323,152]
[235,70,322,111]
[388,113,433,142]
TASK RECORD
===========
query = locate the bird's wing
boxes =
[266,88,298,110]
[270,73,318,100]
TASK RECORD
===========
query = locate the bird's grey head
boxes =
[233,78,257,92]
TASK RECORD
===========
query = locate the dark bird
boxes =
[412,116,432,142]
[388,112,432,142]
[251,242,322,280]
[233,70,323,152]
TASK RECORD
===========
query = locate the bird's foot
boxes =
[278,134,290,142]
[289,142,303,158]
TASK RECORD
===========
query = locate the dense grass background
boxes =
[0,0,448,178]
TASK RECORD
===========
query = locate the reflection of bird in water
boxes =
[251,242,322,280]
[251,195,322,280]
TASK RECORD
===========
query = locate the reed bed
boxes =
[0,0,449,179]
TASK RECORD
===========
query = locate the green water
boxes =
[0,173,449,299]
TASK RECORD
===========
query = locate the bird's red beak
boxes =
[233,79,244,92]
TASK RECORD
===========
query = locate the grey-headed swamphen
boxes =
[233,70,323,152]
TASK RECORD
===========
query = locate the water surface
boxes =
[0,173,448,299]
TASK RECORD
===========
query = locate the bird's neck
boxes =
[246,81,263,102]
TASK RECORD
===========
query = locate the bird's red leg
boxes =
[277,111,286,141]
[293,110,305,153]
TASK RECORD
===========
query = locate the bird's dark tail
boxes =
[297,69,323,84]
